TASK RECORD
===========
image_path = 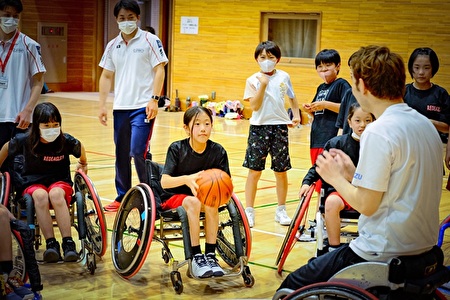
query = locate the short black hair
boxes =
[315,49,341,69]
[0,0,23,14]
[113,0,140,18]
[407,47,439,79]
[254,41,281,60]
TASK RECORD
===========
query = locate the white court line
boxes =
[250,228,286,238]
[61,111,310,145]
[97,199,289,238]
[101,198,115,203]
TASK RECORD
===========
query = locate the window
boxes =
[261,12,321,65]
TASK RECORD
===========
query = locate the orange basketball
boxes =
[196,168,233,207]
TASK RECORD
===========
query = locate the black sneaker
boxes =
[206,253,225,277]
[62,239,78,262]
[43,240,61,263]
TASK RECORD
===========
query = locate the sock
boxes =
[328,244,340,252]
[205,243,216,255]
[245,207,254,213]
[0,261,13,275]
[46,237,57,245]
[191,245,202,256]
[277,205,286,211]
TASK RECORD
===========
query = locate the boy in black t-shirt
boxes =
[300,49,350,240]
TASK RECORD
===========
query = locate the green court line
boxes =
[252,197,304,210]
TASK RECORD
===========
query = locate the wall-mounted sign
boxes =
[181,16,198,34]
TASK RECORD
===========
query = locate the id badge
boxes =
[0,76,8,89]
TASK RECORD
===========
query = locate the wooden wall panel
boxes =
[170,0,450,118]
[16,0,450,106]
[20,0,102,92]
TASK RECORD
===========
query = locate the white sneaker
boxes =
[206,253,225,277]
[296,220,328,242]
[191,254,213,278]
[296,228,316,242]
[245,207,255,228]
[275,206,291,226]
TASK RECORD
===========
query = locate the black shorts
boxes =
[242,124,291,172]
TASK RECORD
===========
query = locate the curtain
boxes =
[268,19,317,58]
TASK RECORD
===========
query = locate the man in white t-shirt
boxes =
[278,45,443,295]
[0,0,46,153]
[98,0,168,212]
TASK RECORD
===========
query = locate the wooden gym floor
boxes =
[29,93,450,299]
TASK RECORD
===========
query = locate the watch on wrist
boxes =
[151,95,160,101]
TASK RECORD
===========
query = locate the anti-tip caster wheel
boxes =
[242,266,255,287]
[170,271,183,294]
[161,248,170,264]
[87,253,96,275]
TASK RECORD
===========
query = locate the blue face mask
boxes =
[0,17,19,34]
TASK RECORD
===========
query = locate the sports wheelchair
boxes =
[111,160,254,294]
[1,170,107,275]
[276,184,360,274]
[315,190,359,257]
[1,174,43,297]
[10,220,43,299]
[273,215,450,299]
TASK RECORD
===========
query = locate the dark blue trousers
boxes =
[277,244,366,291]
[113,108,154,202]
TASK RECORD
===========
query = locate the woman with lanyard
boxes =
[0,0,46,158]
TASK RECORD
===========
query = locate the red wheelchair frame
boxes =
[1,170,107,275]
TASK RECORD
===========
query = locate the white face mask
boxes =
[0,17,19,34]
[40,127,60,143]
[118,20,137,35]
[258,59,276,73]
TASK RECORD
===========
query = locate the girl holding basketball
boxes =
[160,106,230,278]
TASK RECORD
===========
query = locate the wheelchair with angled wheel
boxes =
[276,184,360,274]
[273,252,450,300]
[315,190,359,257]
[10,220,44,298]
[1,174,43,297]
[111,159,254,294]
[273,215,450,300]
[1,170,107,275]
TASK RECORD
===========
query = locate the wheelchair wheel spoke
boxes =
[74,171,107,257]
[111,184,155,278]
[11,231,26,282]
[216,195,250,267]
